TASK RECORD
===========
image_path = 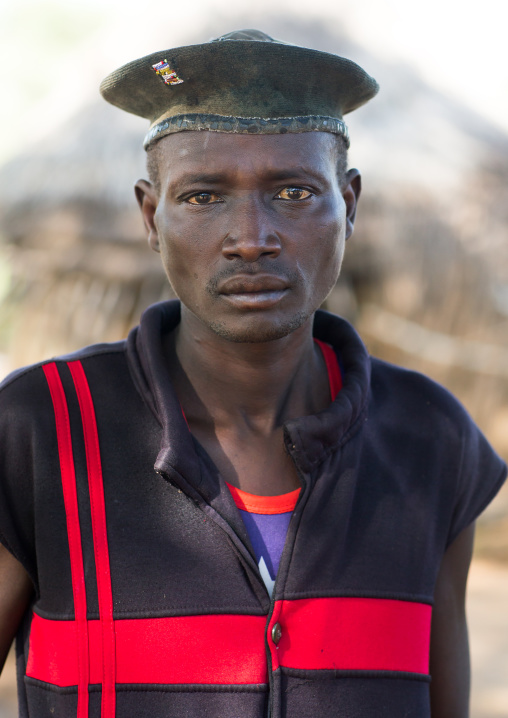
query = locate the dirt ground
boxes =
[0,557,506,717]
[468,559,508,717]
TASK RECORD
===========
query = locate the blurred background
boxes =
[0,0,507,714]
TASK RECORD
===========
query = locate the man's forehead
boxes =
[153,131,339,177]
[156,130,338,160]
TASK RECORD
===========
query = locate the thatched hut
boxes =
[0,101,173,363]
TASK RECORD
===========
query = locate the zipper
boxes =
[264,437,310,718]
[159,446,309,718]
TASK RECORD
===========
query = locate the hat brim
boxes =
[100,40,379,132]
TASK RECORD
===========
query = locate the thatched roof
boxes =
[0,102,146,246]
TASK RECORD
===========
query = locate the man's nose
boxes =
[221,198,282,262]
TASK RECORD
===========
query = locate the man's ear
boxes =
[342,169,362,241]
[135,180,160,252]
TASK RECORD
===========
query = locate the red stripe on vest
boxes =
[68,361,116,718]
[26,613,268,686]
[42,363,89,718]
[268,597,432,674]
[314,339,342,399]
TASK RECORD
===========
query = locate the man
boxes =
[0,30,505,718]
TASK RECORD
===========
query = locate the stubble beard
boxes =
[205,308,312,344]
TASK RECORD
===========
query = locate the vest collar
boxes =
[127,300,371,488]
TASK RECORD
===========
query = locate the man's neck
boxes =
[164,311,330,436]
[162,307,332,494]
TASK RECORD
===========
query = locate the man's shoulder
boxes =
[315,309,478,437]
[0,340,127,405]
[368,355,476,436]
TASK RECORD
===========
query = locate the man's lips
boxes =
[218,275,289,295]
[217,274,289,309]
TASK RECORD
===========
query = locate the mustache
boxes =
[206,261,301,296]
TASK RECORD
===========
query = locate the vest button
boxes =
[271,622,282,644]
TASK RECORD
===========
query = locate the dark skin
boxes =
[0,131,473,716]
[137,132,357,494]
[0,544,33,671]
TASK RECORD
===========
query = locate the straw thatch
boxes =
[0,101,173,361]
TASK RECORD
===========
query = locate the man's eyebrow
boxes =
[169,172,229,187]
[261,168,329,183]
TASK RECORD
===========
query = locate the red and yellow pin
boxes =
[152,60,184,86]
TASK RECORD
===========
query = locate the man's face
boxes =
[136,131,360,343]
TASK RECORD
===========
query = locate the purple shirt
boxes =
[227,485,300,596]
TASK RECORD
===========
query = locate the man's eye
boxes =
[187,192,222,205]
[276,187,312,201]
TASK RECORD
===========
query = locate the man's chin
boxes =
[207,311,311,344]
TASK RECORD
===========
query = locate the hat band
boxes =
[144,113,350,149]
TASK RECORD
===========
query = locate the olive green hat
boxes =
[100,29,379,150]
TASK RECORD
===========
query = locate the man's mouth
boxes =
[217,275,289,309]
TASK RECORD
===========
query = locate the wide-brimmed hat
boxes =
[100,29,379,150]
